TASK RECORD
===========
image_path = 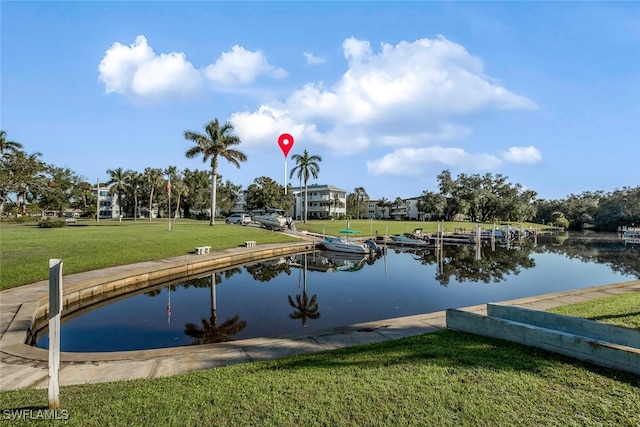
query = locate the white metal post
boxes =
[48,259,63,409]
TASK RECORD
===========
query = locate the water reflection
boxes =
[287,254,321,327]
[181,269,247,344]
[533,232,640,278]
[413,243,537,286]
[36,232,637,352]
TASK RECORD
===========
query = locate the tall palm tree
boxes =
[171,179,188,222]
[106,167,126,217]
[184,119,247,226]
[289,149,322,223]
[332,192,344,219]
[394,197,405,220]
[124,170,143,221]
[0,130,23,157]
[353,186,368,219]
[377,197,390,219]
[143,167,163,221]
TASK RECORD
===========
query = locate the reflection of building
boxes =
[291,184,347,220]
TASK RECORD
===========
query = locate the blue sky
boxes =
[2,1,639,200]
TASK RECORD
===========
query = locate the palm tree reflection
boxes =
[184,270,247,345]
[288,254,321,326]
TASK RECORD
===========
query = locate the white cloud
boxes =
[366,146,502,176]
[203,45,287,85]
[98,35,154,94]
[232,35,536,164]
[501,146,543,163]
[304,52,326,65]
[98,35,201,100]
[98,36,286,101]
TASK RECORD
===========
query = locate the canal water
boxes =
[37,232,639,352]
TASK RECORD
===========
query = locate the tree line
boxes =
[1,126,637,231]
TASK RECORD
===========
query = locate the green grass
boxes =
[0,219,299,290]
[0,218,548,290]
[0,328,638,426]
[0,220,636,426]
[549,292,640,329]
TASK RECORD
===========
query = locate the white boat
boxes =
[253,212,288,230]
[322,236,369,254]
[389,231,429,246]
[389,234,428,246]
[321,229,382,254]
[623,230,640,245]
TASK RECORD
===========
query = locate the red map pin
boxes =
[278,133,294,158]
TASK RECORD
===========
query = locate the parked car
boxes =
[225,213,251,225]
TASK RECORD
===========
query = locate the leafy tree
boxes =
[418,191,446,220]
[184,119,247,225]
[0,130,23,157]
[289,149,322,223]
[181,168,210,219]
[0,149,45,215]
[245,176,290,212]
[216,178,242,216]
[73,179,96,218]
[593,186,640,231]
[37,166,82,216]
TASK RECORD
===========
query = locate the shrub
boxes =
[38,219,66,228]
[554,217,569,228]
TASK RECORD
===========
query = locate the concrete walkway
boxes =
[1,244,638,391]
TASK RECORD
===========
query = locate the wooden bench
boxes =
[194,246,211,255]
[244,241,256,248]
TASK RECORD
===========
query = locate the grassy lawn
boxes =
[0,218,547,290]
[0,312,638,426]
[0,219,299,290]
[549,292,640,329]
[1,220,637,425]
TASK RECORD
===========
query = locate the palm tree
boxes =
[143,167,163,221]
[184,119,247,226]
[289,149,322,223]
[171,179,188,222]
[0,130,23,157]
[394,197,405,220]
[106,167,126,217]
[353,187,368,219]
[377,197,390,219]
[332,192,344,219]
[124,170,143,220]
